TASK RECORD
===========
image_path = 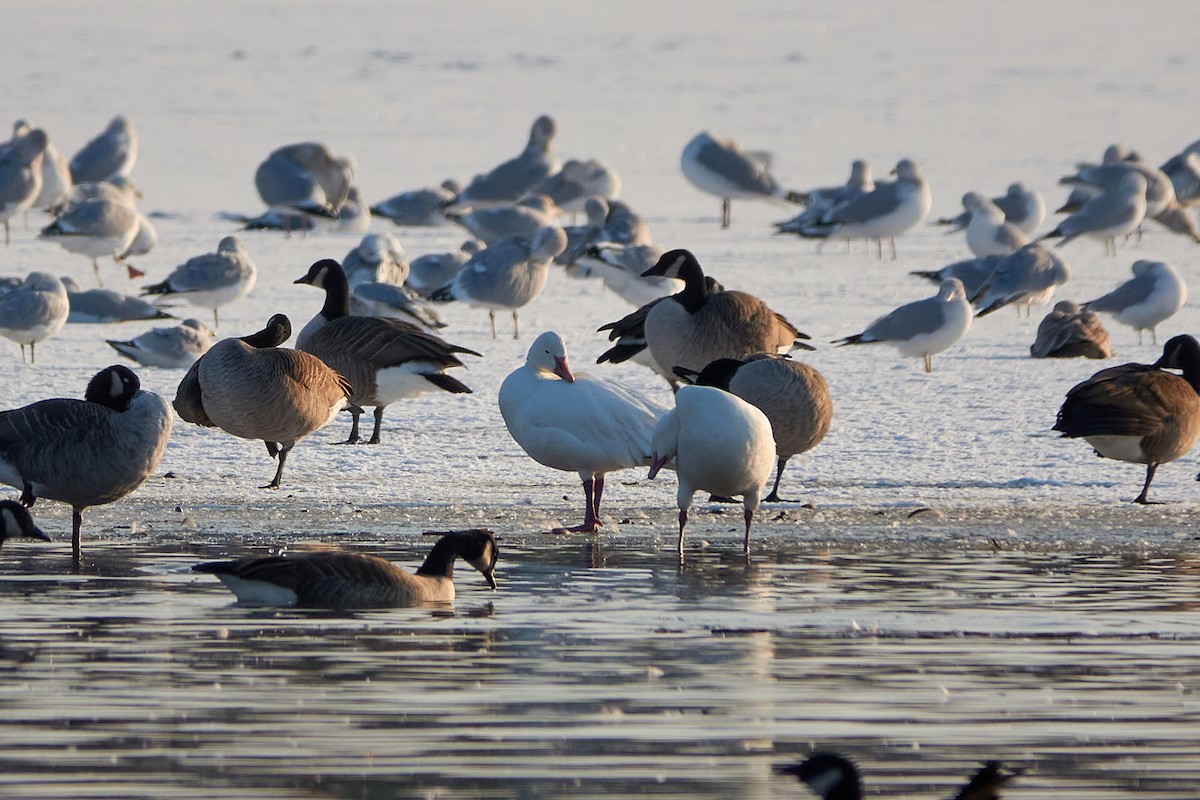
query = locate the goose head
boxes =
[775,752,863,800]
[1153,334,1200,382]
[85,364,141,411]
[0,500,51,547]
[241,314,292,348]
[294,258,343,290]
[675,357,745,391]
[641,248,701,281]
[525,331,574,382]
[460,529,500,589]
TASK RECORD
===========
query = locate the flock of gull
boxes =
[3,113,1200,626]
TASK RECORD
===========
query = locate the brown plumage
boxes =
[1030,300,1113,359]
[1053,334,1200,503]
[193,529,498,608]
[174,314,350,488]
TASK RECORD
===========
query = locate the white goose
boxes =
[499,331,667,533]
[648,385,775,554]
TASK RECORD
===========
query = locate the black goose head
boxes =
[84,364,141,411]
[294,259,349,318]
[418,529,499,589]
[241,314,292,348]
[0,500,51,547]
[642,249,709,312]
[675,357,746,391]
[775,752,863,800]
[1153,334,1200,391]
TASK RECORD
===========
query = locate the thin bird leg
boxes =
[593,476,605,518]
[763,457,790,503]
[889,236,897,260]
[93,258,104,288]
[19,343,27,364]
[559,478,601,533]
[341,407,363,444]
[262,444,291,489]
[875,238,883,260]
[29,341,35,364]
[924,354,933,373]
[721,198,731,229]
[511,309,520,340]
[116,255,144,279]
[743,507,754,553]
[213,308,219,329]
[1133,462,1159,505]
[676,508,688,553]
[72,507,83,563]
[3,220,9,245]
[488,309,497,339]
[367,406,385,445]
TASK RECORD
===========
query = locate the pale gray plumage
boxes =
[448,194,561,244]
[935,181,1045,236]
[1030,301,1113,359]
[1060,159,1175,218]
[909,255,1003,299]
[342,232,408,289]
[140,235,256,327]
[1160,146,1200,207]
[68,115,137,183]
[1040,172,1147,255]
[774,160,874,234]
[370,179,459,226]
[1083,260,1188,345]
[680,131,799,228]
[406,239,485,298]
[107,318,213,369]
[0,272,69,363]
[971,244,1071,317]
[450,115,560,209]
[62,275,174,323]
[11,120,71,212]
[0,127,48,243]
[254,142,355,216]
[350,281,445,332]
[38,196,141,282]
[529,158,621,214]
[556,196,610,266]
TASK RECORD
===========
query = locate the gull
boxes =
[954,191,1029,256]
[61,276,173,323]
[934,181,1045,236]
[832,278,973,373]
[140,235,257,327]
[774,159,874,235]
[1030,301,1113,359]
[447,193,561,244]
[254,141,355,217]
[1160,143,1200,206]
[107,318,213,369]
[57,175,140,211]
[680,130,801,228]
[406,239,484,298]
[328,186,370,233]
[600,199,653,246]
[0,272,69,363]
[370,179,459,226]
[68,115,137,183]
[429,225,568,339]
[0,127,47,244]
[577,242,680,308]
[1038,172,1147,256]
[909,255,1003,299]
[449,115,560,210]
[226,206,316,236]
[1060,158,1175,219]
[11,120,71,213]
[1082,260,1187,345]
[349,281,445,332]
[970,244,1071,317]
[556,196,610,267]
[529,158,621,215]
[38,196,142,283]
[791,159,932,259]
[342,232,408,289]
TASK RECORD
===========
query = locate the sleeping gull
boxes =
[832,278,973,373]
[139,235,257,328]
[61,275,174,323]
[970,244,1071,318]
[68,115,137,183]
[0,127,48,244]
[0,272,69,363]
[342,231,408,289]
[934,182,1045,236]
[1160,144,1200,207]
[1037,172,1147,256]
[107,318,214,369]
[1082,260,1187,345]
[254,141,355,217]
[406,239,484,298]
[370,179,459,226]
[680,131,801,228]
[449,115,560,210]
[1030,301,1113,359]
[529,158,621,215]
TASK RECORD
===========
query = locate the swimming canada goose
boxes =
[680,131,802,228]
[599,249,812,386]
[140,235,257,328]
[173,314,351,488]
[0,127,48,244]
[648,385,775,553]
[448,115,560,210]
[0,500,51,550]
[193,529,498,608]
[499,331,667,533]
[1081,259,1187,345]
[1053,334,1200,504]
[0,272,69,363]
[107,318,214,369]
[68,115,137,183]
[775,751,1020,800]
[1030,301,1113,359]
[676,354,832,502]
[294,259,479,444]
[0,364,172,562]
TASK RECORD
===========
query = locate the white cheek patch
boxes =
[668,255,685,275]
[110,369,124,399]
[804,766,844,797]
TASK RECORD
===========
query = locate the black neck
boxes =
[673,257,707,313]
[321,266,350,320]
[416,536,464,579]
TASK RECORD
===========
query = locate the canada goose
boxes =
[934,181,1046,236]
[0,127,48,244]
[0,272,69,363]
[173,314,350,488]
[107,318,213,369]
[447,193,561,244]
[429,225,568,339]
[530,158,621,215]
[499,331,667,533]
[254,141,354,217]
[648,385,775,553]
[0,500,51,550]
[61,275,174,324]
[774,160,874,236]
[193,529,498,608]
[970,244,1071,318]
[680,131,801,228]
[1038,172,1147,256]
[38,196,142,284]
[370,179,460,226]
[599,249,812,386]
[10,120,71,213]
[833,278,973,373]
[677,354,832,502]
[68,115,137,183]
[790,158,932,259]
[0,364,172,562]
[448,115,560,210]
[140,235,256,328]
[294,259,479,444]
[1030,301,1113,359]
[775,752,1020,800]
[1053,334,1200,504]
[1082,259,1187,345]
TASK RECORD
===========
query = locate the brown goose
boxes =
[598,250,811,386]
[174,314,350,489]
[0,364,172,562]
[1030,301,1112,359]
[193,529,498,608]
[294,259,480,444]
[0,500,51,550]
[1053,334,1200,503]
[677,354,832,502]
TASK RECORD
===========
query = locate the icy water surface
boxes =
[3,530,1200,799]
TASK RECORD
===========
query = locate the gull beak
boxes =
[553,355,575,383]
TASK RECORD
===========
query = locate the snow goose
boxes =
[140,235,256,328]
[1053,334,1200,504]
[429,225,568,339]
[449,115,560,210]
[499,331,667,533]
[0,272,69,363]
[173,314,350,489]
[832,278,973,373]
[775,752,1020,800]
[10,120,71,214]
[107,318,213,369]
[0,364,172,562]
[0,500,51,551]
[0,127,48,244]
[254,141,355,217]
[677,354,832,502]
[648,385,775,553]
[62,275,174,323]
[1038,172,1147,256]
[448,193,561,245]
[680,131,801,228]
[370,179,460,226]
[791,158,932,259]
[68,115,137,183]
[293,260,479,444]
[970,244,1071,318]
[192,529,498,608]
[774,159,874,236]
[1082,260,1187,345]
[1030,301,1112,359]
[599,249,812,384]
[38,196,141,283]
